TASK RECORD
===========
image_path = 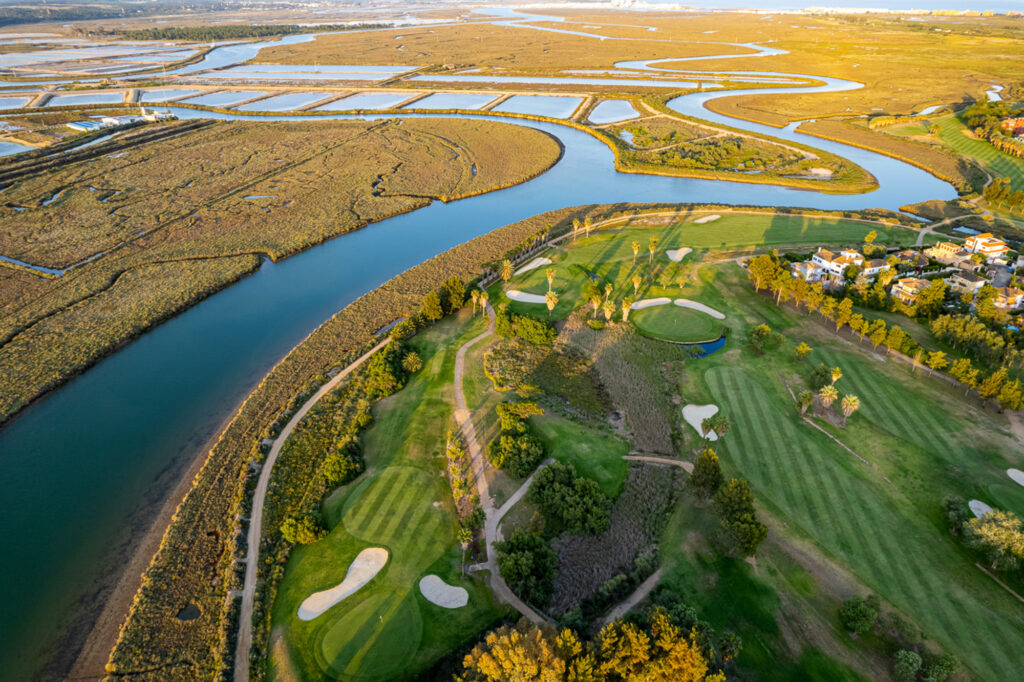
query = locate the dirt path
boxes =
[233,336,392,682]
[453,303,549,624]
[623,454,694,473]
[599,568,664,627]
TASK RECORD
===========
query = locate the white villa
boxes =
[791,248,890,286]
[964,233,1010,261]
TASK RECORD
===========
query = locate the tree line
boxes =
[746,254,1024,411]
[106,22,388,41]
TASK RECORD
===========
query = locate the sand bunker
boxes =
[506,290,546,304]
[419,574,469,608]
[514,257,552,276]
[694,214,721,224]
[666,247,692,262]
[297,547,388,621]
[674,299,726,319]
[1008,469,1024,488]
[969,500,993,519]
[631,297,671,310]
[683,404,719,441]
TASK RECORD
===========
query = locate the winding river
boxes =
[0,26,956,681]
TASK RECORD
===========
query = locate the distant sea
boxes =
[635,0,1024,10]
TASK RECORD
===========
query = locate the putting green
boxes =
[630,304,723,343]
[319,590,422,680]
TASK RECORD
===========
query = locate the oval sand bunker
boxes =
[666,247,692,262]
[969,499,993,519]
[1008,469,1024,488]
[419,574,468,608]
[506,289,547,304]
[297,547,388,620]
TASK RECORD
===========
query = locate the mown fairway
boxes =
[269,316,503,680]
[496,212,919,321]
[934,116,1024,191]
[630,304,722,343]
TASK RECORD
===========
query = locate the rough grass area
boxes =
[0,117,560,424]
[268,316,504,681]
[671,262,1024,681]
[630,304,723,343]
[547,463,677,616]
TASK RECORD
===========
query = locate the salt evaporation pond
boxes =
[315,92,419,110]
[0,96,29,109]
[139,89,200,103]
[46,92,124,106]
[589,99,640,123]
[181,91,268,107]
[235,92,332,112]
[407,93,498,110]
[0,140,32,157]
[492,95,582,119]
[410,73,712,89]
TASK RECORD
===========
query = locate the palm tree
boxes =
[470,289,480,315]
[632,240,641,266]
[819,385,838,409]
[545,267,556,292]
[500,259,513,286]
[648,236,660,264]
[478,290,488,313]
[621,297,634,322]
[830,366,842,385]
[584,217,593,238]
[545,290,558,318]
[840,394,860,426]
[572,218,581,242]
[602,299,615,323]
[798,390,814,416]
[632,274,642,296]
[457,526,472,577]
[589,292,602,319]
[604,282,613,301]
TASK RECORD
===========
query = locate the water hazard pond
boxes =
[0,92,954,679]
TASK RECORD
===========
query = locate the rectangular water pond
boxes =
[0,96,29,109]
[180,91,268,107]
[139,89,200,103]
[405,93,498,110]
[235,92,332,112]
[46,92,125,106]
[314,92,419,111]
[491,95,582,119]
[588,99,639,124]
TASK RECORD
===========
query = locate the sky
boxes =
[632,0,1024,10]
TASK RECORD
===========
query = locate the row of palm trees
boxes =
[797,367,861,426]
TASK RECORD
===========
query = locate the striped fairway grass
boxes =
[269,315,503,681]
[705,365,1024,681]
[934,116,1024,191]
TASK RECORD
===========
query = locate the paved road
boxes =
[453,304,549,624]
[623,454,693,473]
[233,337,392,682]
[599,568,664,627]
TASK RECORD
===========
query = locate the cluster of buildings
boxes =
[1001,117,1024,140]
[790,232,1023,312]
[66,109,175,133]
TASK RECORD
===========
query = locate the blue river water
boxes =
[0,31,957,682]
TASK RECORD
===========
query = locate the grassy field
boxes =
[932,115,1024,192]
[0,117,560,424]
[630,304,723,343]
[492,211,921,322]
[269,315,505,681]
[532,413,629,498]
[666,262,1024,681]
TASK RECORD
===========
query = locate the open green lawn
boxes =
[934,115,1024,192]
[492,212,921,322]
[630,303,724,343]
[672,264,1024,681]
[531,413,629,498]
[269,315,505,681]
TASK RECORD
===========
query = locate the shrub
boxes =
[441,275,466,313]
[688,448,723,501]
[516,315,556,346]
[528,461,611,535]
[963,510,1024,571]
[894,650,923,682]
[401,351,423,374]
[494,530,557,605]
[747,323,782,354]
[494,305,515,338]
[279,513,326,545]
[839,595,880,634]
[942,495,971,534]
[364,341,408,397]
[488,433,545,478]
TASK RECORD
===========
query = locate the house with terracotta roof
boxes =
[924,241,971,266]
[964,233,1010,261]
[895,249,929,268]
[945,270,986,295]
[994,286,1024,310]
[862,258,891,278]
[791,261,823,283]
[891,277,929,305]
[811,248,864,277]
